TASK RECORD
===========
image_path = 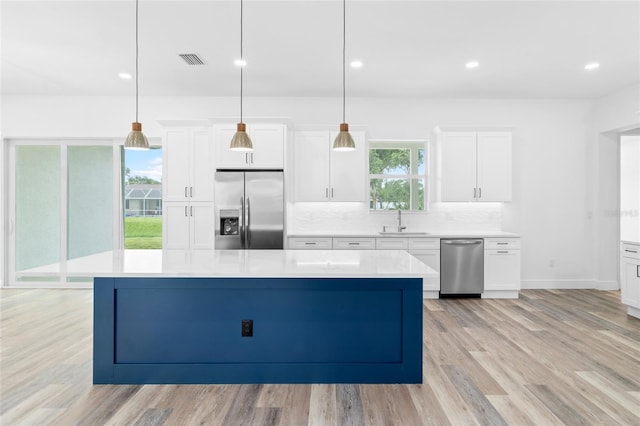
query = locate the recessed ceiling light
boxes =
[118,72,132,80]
[234,59,247,67]
[350,60,363,68]
[584,62,600,71]
[465,61,479,69]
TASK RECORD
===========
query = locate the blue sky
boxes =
[125,149,163,182]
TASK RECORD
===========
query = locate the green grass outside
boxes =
[125,217,162,249]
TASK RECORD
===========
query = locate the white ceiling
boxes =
[2,0,639,99]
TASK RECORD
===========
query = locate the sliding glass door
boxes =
[9,140,121,286]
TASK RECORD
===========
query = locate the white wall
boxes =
[0,94,607,288]
[589,83,640,290]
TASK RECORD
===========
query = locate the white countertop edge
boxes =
[79,249,436,278]
[93,272,432,279]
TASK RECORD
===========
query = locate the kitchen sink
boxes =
[378,231,430,236]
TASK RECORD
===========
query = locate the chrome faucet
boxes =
[397,209,406,232]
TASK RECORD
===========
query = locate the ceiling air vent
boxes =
[179,53,205,65]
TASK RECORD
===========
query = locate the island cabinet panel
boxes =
[115,288,401,364]
[94,277,422,384]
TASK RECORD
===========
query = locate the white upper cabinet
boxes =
[294,130,367,202]
[214,123,285,169]
[439,130,512,202]
[294,132,331,201]
[163,126,214,203]
[477,132,512,202]
[440,132,477,202]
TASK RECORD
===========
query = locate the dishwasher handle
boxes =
[441,240,483,246]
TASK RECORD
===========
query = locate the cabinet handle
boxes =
[497,242,509,245]
[473,188,477,198]
[251,153,254,164]
[478,187,482,199]
[184,187,188,198]
[305,242,317,245]
[245,153,249,164]
[348,242,360,246]
[184,206,188,217]
[331,188,334,198]
[637,265,640,278]
[625,249,638,253]
[326,188,329,198]
[497,250,509,254]
[190,206,193,216]
[190,187,193,198]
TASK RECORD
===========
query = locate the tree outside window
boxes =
[369,141,426,211]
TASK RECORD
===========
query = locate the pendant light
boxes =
[230,0,253,151]
[333,0,356,152]
[125,0,149,149]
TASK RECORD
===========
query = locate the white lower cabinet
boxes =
[376,237,440,298]
[333,238,376,250]
[288,237,333,250]
[410,249,440,297]
[375,238,409,250]
[620,242,640,318]
[483,238,521,299]
[163,202,214,250]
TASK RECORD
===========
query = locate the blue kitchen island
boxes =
[93,249,434,384]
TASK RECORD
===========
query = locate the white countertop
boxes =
[88,249,436,278]
[289,231,520,238]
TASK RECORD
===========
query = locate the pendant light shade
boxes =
[333,123,356,151]
[333,0,356,152]
[126,122,150,149]
[125,0,149,150]
[230,0,253,151]
[230,122,253,151]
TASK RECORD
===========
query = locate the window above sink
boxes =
[369,140,427,212]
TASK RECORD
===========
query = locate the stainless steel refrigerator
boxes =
[214,170,284,249]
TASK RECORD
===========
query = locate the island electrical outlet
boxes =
[242,320,253,337]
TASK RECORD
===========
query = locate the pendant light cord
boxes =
[135,0,139,123]
[342,0,346,124]
[240,0,244,123]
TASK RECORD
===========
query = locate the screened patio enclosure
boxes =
[124,184,162,217]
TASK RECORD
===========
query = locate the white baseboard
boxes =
[423,291,439,299]
[595,280,619,291]
[627,305,640,319]
[482,290,519,299]
[521,279,619,290]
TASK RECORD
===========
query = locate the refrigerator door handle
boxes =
[240,196,245,247]
[245,197,251,247]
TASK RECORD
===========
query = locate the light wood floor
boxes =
[1,289,639,425]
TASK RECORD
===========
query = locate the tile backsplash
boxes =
[289,202,503,234]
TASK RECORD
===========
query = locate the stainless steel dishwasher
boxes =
[440,239,484,296]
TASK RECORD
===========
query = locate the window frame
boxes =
[368,139,429,212]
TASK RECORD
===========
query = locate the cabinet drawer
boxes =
[484,238,521,250]
[484,249,521,290]
[622,243,640,260]
[288,237,333,250]
[333,238,376,250]
[408,238,440,250]
[376,238,409,250]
